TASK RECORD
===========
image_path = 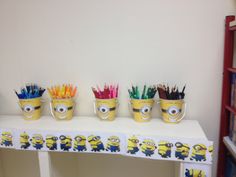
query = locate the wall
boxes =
[0,0,236,177]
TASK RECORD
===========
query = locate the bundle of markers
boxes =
[157,84,186,100]
[47,84,77,99]
[128,85,158,99]
[92,84,119,99]
[15,84,45,99]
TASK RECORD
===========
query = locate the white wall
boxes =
[0,0,236,177]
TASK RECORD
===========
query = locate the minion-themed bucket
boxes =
[94,98,118,121]
[50,98,75,120]
[19,97,42,120]
[130,99,154,122]
[159,99,186,123]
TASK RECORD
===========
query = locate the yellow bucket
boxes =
[94,98,118,121]
[50,98,74,120]
[130,99,154,122]
[19,97,42,120]
[159,99,186,123]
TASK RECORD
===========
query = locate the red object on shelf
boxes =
[225,105,236,115]
[217,16,235,177]
[230,26,236,31]
[227,67,236,73]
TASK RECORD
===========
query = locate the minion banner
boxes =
[125,135,213,165]
[183,163,211,177]
[0,128,213,166]
[14,129,126,155]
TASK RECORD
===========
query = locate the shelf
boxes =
[223,136,236,159]
[230,21,236,31]
[227,67,236,73]
[0,115,207,140]
[225,105,236,114]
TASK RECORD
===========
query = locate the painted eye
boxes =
[168,106,180,116]
[141,106,151,114]
[56,105,68,113]
[116,139,120,143]
[175,142,183,148]
[23,105,34,113]
[98,106,109,113]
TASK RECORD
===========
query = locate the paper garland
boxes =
[183,163,211,177]
[0,128,213,165]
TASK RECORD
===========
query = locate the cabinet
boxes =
[0,115,212,177]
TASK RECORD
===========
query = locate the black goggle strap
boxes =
[161,109,181,113]
[54,106,73,111]
[133,108,152,112]
[22,106,41,111]
[159,143,173,147]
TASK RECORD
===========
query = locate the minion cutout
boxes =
[95,99,117,121]
[73,135,87,152]
[185,169,206,177]
[208,145,213,157]
[158,141,173,158]
[88,135,105,152]
[59,135,72,151]
[51,99,74,120]
[106,136,120,152]
[20,132,30,149]
[30,134,44,150]
[20,98,41,120]
[190,144,207,162]
[127,136,139,154]
[175,142,190,160]
[140,139,157,157]
[46,135,58,150]
[1,132,13,147]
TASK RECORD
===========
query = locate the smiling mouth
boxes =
[141,116,149,120]
[25,115,33,119]
[100,115,109,120]
[58,115,67,119]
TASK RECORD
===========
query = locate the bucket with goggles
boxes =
[19,97,42,120]
[159,99,186,123]
[129,99,154,122]
[50,98,75,120]
[48,84,77,121]
[15,84,45,120]
[94,98,118,121]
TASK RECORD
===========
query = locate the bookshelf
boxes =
[217,15,236,177]
[223,136,236,160]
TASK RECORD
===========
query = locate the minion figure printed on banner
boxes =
[88,135,105,152]
[158,141,173,158]
[92,84,119,121]
[127,136,139,154]
[48,84,77,121]
[15,84,45,120]
[128,85,157,122]
[30,134,45,150]
[59,135,72,151]
[140,139,157,157]
[1,131,13,147]
[46,135,58,150]
[190,144,207,162]
[175,142,190,160]
[106,136,120,152]
[208,145,213,157]
[73,135,87,152]
[20,132,30,149]
[185,169,206,177]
